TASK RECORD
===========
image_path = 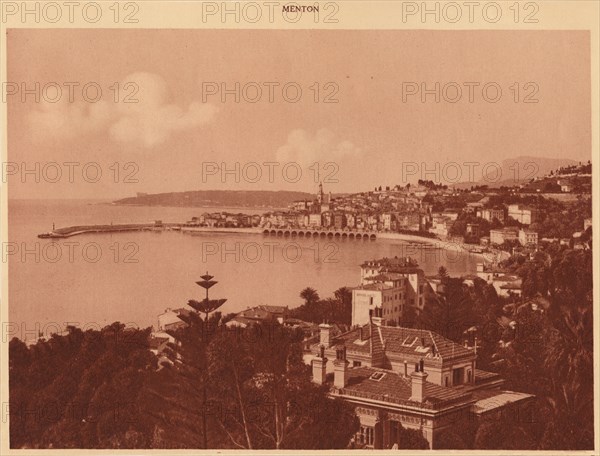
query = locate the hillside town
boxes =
[7,16,595,453]
[184,162,592,256]
[11,160,594,449]
[11,162,594,450]
[136,161,593,449]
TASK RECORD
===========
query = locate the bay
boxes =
[7,199,479,341]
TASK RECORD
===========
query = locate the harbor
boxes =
[37,221,175,238]
[38,222,378,240]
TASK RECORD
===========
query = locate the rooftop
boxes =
[361,256,420,271]
[471,390,534,415]
[335,366,473,410]
[258,305,288,314]
[319,324,474,362]
[354,282,395,291]
[148,335,169,349]
[490,228,519,234]
[364,273,408,282]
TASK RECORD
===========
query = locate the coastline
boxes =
[38,222,506,264]
[377,231,506,263]
[176,227,505,263]
[112,202,288,212]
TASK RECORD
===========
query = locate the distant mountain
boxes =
[113,190,313,208]
[453,156,579,189]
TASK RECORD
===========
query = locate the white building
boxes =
[518,229,538,246]
[507,204,538,225]
[352,257,428,326]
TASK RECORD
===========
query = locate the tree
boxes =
[291,288,353,325]
[299,288,320,306]
[435,429,470,449]
[395,422,429,449]
[474,414,536,449]
[542,289,593,449]
[495,246,594,450]
[333,287,351,306]
[206,329,256,448]
[416,277,475,342]
[206,323,358,449]
[9,323,161,449]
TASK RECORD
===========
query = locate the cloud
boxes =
[28,100,112,140]
[27,72,218,148]
[276,129,362,166]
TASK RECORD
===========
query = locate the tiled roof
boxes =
[361,257,420,271]
[324,324,474,362]
[328,325,373,354]
[259,305,288,314]
[238,307,274,320]
[473,369,501,384]
[353,283,394,291]
[226,316,253,327]
[283,317,316,328]
[380,326,472,361]
[364,273,407,282]
[339,366,472,409]
[148,336,169,349]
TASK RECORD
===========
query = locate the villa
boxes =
[310,259,535,449]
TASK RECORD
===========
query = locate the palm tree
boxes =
[417,278,474,341]
[299,287,320,305]
[544,303,593,447]
[333,287,351,304]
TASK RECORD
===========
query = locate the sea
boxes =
[7,199,480,341]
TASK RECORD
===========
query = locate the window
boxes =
[369,371,386,381]
[453,367,465,385]
[445,376,449,387]
[353,360,362,367]
[358,426,374,447]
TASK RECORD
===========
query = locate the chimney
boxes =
[333,346,349,389]
[410,359,428,403]
[319,323,332,348]
[311,345,327,385]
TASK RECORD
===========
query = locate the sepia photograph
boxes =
[1,2,598,453]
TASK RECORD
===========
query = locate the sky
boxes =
[6,29,591,199]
